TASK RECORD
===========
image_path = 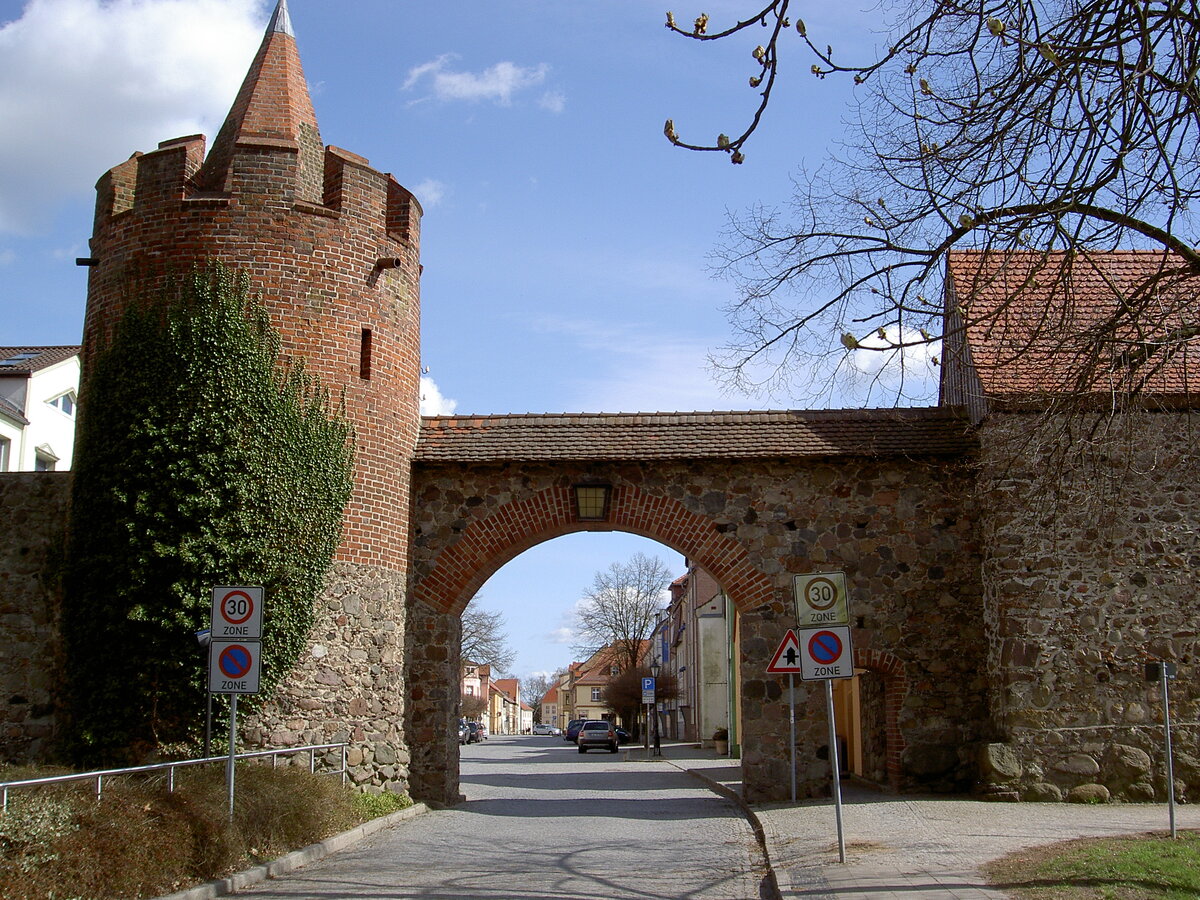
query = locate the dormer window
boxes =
[49,392,77,417]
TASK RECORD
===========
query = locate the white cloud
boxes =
[546,626,574,645]
[538,90,566,114]
[412,178,446,208]
[404,54,555,107]
[419,375,457,416]
[0,0,266,235]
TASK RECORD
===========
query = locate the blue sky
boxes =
[0,0,933,682]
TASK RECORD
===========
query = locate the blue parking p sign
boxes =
[642,677,655,704]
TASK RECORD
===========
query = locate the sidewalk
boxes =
[653,740,1200,900]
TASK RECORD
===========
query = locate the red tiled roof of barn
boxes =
[945,250,1198,401]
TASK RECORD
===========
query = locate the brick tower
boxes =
[81,0,420,790]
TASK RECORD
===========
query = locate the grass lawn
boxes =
[985,829,1200,899]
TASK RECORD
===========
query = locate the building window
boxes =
[48,391,77,417]
[0,437,9,472]
[591,688,601,702]
[35,453,56,472]
[465,686,474,696]
[609,665,619,676]
[359,328,373,380]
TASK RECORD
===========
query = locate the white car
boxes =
[532,723,558,735]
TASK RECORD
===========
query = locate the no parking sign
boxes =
[208,641,261,693]
[799,625,854,681]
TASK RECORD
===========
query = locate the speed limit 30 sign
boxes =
[211,586,264,640]
[794,572,849,628]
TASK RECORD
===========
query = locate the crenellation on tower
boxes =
[93,152,141,223]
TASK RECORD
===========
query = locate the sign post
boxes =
[794,572,853,864]
[1147,661,1179,838]
[767,629,804,802]
[642,677,656,760]
[207,586,264,821]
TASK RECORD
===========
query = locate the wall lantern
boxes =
[573,484,611,521]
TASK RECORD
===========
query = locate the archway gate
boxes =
[406,408,985,805]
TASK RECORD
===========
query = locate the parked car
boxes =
[532,722,556,735]
[564,719,586,742]
[477,722,488,740]
[576,720,619,753]
[466,721,481,743]
[614,727,631,745]
[457,719,470,744]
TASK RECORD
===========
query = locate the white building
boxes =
[0,347,80,472]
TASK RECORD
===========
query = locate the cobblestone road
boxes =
[239,734,768,899]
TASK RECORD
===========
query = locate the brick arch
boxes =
[854,647,908,791]
[411,483,775,617]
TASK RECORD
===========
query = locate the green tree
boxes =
[665,1,1200,406]
[62,264,354,765]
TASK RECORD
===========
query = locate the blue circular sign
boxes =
[219,644,253,679]
[808,630,843,665]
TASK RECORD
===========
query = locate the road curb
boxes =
[680,766,784,900]
[152,802,429,900]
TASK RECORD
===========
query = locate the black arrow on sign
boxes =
[784,647,798,666]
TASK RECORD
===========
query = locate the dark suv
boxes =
[576,720,619,753]
[564,719,586,742]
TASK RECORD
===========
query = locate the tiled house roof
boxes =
[943,251,1198,408]
[0,346,81,375]
[416,408,975,462]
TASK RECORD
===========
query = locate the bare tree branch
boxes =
[460,595,515,673]
[665,0,1200,407]
[572,553,673,672]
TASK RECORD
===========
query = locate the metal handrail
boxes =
[0,742,348,813]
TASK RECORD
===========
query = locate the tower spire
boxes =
[267,0,294,37]
[197,0,323,200]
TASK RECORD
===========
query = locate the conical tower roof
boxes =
[198,0,323,200]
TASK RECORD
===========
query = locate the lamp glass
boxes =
[574,485,610,520]
[650,661,660,677]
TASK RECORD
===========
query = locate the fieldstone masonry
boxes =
[0,473,69,763]
[976,411,1200,803]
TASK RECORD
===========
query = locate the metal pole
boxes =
[1162,670,1177,839]
[227,694,238,822]
[645,702,652,760]
[825,679,846,864]
[204,690,213,758]
[789,673,797,804]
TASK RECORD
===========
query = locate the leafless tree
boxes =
[664,1,1200,407]
[572,553,673,672]
[460,595,515,673]
[521,669,565,721]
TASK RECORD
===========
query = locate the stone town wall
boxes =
[977,410,1200,802]
[237,563,409,793]
[0,472,69,763]
[0,468,407,790]
[409,455,985,803]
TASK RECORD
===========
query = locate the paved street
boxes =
[238,734,768,899]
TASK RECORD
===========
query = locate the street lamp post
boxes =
[650,661,661,757]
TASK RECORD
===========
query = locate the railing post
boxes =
[95,774,103,802]
[341,744,347,787]
[168,766,175,793]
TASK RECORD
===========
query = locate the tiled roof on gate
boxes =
[415,407,975,462]
[945,250,1198,400]
[0,346,81,375]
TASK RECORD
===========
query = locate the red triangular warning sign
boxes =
[766,629,804,673]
